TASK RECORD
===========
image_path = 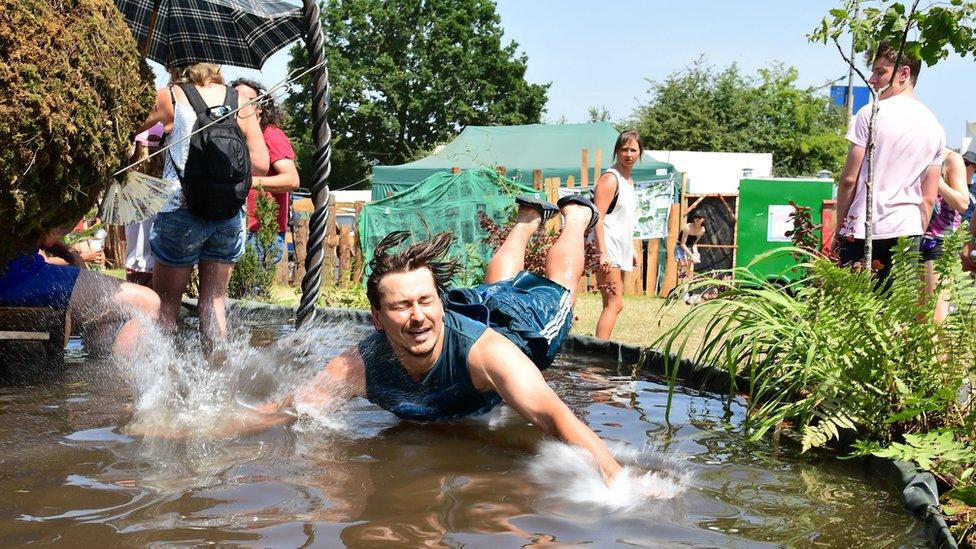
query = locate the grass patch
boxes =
[570,292,707,356]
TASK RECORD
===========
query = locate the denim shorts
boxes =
[150,208,246,267]
[442,271,573,370]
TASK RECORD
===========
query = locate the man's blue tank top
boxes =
[360,310,502,421]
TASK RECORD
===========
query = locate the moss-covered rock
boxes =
[0,0,155,261]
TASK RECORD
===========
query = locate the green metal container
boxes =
[735,178,835,283]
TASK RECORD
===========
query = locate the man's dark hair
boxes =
[229,78,286,129]
[366,231,460,309]
[869,42,921,85]
[691,213,705,221]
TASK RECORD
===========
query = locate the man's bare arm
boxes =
[919,164,941,231]
[294,345,367,409]
[836,143,865,235]
[468,330,621,482]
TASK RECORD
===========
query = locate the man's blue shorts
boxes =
[0,254,80,309]
[442,271,573,370]
[150,208,246,267]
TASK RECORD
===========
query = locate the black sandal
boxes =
[515,195,559,225]
[556,193,600,232]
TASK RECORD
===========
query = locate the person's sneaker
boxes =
[515,195,559,225]
[556,193,600,231]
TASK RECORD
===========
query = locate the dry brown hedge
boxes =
[0,0,154,261]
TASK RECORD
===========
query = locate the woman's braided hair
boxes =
[365,231,459,309]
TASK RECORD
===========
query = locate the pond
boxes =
[0,315,926,547]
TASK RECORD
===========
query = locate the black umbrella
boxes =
[115,0,303,69]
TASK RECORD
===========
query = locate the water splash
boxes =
[528,440,691,512]
[119,317,369,439]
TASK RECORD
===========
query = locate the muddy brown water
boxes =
[0,319,925,547]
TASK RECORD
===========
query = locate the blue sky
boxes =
[153,0,974,148]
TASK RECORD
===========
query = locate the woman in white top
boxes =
[593,130,642,339]
[134,63,268,354]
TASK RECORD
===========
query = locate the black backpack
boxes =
[171,83,252,220]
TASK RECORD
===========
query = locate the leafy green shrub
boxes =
[650,227,976,542]
[0,0,155,262]
[228,192,278,300]
[649,229,976,453]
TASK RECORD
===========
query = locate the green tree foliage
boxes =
[228,192,279,300]
[0,0,155,261]
[284,0,549,188]
[627,59,848,177]
[810,0,976,67]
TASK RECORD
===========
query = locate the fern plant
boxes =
[647,227,976,453]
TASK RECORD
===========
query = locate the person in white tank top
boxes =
[593,130,642,340]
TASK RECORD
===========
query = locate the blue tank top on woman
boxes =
[360,310,501,421]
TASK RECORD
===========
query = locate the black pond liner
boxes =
[194,298,958,549]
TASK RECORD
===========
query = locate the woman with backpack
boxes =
[592,130,641,340]
[135,63,269,355]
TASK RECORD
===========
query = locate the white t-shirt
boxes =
[842,94,945,239]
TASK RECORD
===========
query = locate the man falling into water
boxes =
[289,194,622,482]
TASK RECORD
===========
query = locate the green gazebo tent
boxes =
[371,122,675,200]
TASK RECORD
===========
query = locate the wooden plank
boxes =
[323,194,338,288]
[718,195,736,220]
[580,149,589,188]
[293,218,309,285]
[0,331,50,341]
[351,201,366,285]
[686,195,706,213]
[730,195,740,277]
[566,175,575,188]
[821,199,837,254]
[533,169,543,191]
[338,225,352,289]
[679,173,687,226]
[659,203,681,297]
[647,238,660,295]
[593,149,602,183]
[451,166,461,174]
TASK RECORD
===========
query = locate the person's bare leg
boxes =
[544,203,590,304]
[152,263,193,331]
[197,261,234,356]
[68,271,161,356]
[484,207,542,284]
[595,267,623,339]
[923,260,951,324]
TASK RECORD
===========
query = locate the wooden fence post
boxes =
[647,239,660,295]
[338,224,352,289]
[351,201,365,285]
[451,166,461,174]
[294,218,309,286]
[323,194,337,288]
[580,149,589,188]
[532,169,543,191]
[659,203,681,297]
[622,239,643,295]
[593,149,602,183]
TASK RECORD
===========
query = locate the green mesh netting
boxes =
[358,168,542,280]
